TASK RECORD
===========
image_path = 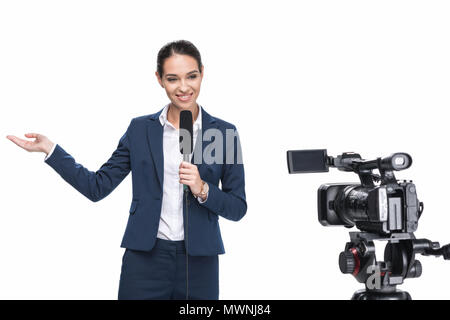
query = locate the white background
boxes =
[1,0,449,300]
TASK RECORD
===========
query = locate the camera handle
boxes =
[339,232,450,300]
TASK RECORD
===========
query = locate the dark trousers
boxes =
[118,238,219,300]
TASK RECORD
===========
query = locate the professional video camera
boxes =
[287,149,450,300]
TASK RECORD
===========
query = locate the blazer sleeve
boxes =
[199,125,247,221]
[44,122,132,202]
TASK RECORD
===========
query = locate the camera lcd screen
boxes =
[287,149,329,174]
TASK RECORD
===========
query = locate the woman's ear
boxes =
[155,71,164,88]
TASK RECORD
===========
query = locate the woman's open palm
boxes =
[6,133,54,154]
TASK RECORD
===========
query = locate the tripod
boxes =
[339,231,450,300]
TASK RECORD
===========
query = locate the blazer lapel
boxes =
[192,107,218,169]
[146,109,164,189]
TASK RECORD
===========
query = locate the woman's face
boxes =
[156,54,204,111]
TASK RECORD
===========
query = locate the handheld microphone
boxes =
[179,110,193,192]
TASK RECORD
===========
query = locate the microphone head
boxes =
[179,110,193,155]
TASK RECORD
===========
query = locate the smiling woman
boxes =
[155,41,205,126]
[6,39,247,300]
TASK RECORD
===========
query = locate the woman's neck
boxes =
[167,103,199,129]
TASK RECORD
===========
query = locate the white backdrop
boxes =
[1,0,449,300]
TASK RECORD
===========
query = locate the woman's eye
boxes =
[189,75,197,79]
[167,78,177,82]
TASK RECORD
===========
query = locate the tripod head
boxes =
[339,231,450,300]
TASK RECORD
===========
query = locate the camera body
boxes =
[318,181,420,234]
[287,149,422,235]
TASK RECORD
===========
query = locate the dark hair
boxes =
[157,40,203,77]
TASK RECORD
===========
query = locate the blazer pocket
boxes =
[129,199,139,215]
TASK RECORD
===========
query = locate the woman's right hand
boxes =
[6,133,55,155]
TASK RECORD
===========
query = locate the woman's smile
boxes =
[176,92,193,102]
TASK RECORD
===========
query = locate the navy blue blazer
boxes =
[44,107,247,256]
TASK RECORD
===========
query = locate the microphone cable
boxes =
[184,185,190,300]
